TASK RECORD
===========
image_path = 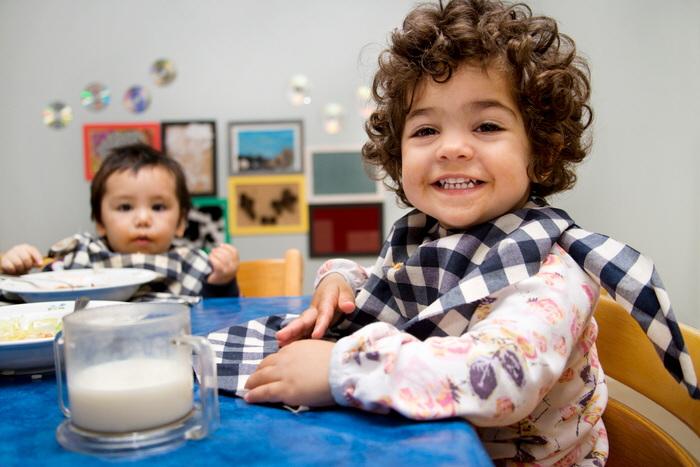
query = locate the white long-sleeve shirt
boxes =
[323,244,608,465]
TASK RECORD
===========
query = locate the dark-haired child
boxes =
[1,143,239,301]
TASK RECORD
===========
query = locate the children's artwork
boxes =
[228,175,308,235]
[306,146,384,203]
[182,197,230,252]
[162,121,217,196]
[83,123,161,180]
[229,120,303,175]
[308,203,383,257]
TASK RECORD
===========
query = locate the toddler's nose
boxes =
[134,208,152,226]
[437,131,475,161]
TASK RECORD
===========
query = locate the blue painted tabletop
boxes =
[0,297,493,466]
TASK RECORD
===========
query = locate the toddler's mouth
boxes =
[435,177,484,189]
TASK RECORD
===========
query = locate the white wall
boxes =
[1,0,698,327]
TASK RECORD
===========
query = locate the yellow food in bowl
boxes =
[0,317,62,342]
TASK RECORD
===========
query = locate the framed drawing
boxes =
[82,122,161,180]
[162,121,217,196]
[228,174,308,235]
[229,120,303,175]
[308,203,383,257]
[182,197,230,252]
[306,146,383,203]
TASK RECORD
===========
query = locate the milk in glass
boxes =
[68,357,193,432]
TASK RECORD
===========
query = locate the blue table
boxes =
[0,297,493,466]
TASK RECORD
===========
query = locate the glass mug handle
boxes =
[172,335,220,439]
[53,330,71,418]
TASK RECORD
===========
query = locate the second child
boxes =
[1,143,240,301]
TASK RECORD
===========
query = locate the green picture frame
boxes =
[182,197,230,252]
[305,146,383,203]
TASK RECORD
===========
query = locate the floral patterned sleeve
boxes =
[314,259,371,291]
[328,245,600,427]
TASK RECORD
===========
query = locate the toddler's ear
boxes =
[175,217,187,237]
[96,222,107,237]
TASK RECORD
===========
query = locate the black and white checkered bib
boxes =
[211,199,698,398]
[47,232,211,304]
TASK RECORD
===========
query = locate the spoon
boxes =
[73,296,90,312]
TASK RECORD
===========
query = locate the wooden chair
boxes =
[236,248,303,298]
[594,294,700,466]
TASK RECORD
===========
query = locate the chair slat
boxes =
[594,295,700,434]
[237,249,303,298]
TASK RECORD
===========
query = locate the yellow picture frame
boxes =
[228,174,308,236]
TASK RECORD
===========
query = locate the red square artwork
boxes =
[309,204,383,257]
[83,123,161,180]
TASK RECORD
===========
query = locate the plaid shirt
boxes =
[209,198,698,399]
[47,232,212,304]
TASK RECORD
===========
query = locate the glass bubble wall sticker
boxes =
[151,58,177,86]
[81,82,111,111]
[288,74,311,106]
[43,101,73,129]
[356,85,375,119]
[123,85,151,113]
[323,102,344,135]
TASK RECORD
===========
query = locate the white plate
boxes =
[0,268,159,303]
[0,300,126,371]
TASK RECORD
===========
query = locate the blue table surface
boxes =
[0,297,493,467]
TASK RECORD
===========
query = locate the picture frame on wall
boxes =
[306,146,384,203]
[228,174,308,236]
[83,122,161,180]
[228,120,303,175]
[162,121,217,196]
[182,196,230,253]
[308,203,383,257]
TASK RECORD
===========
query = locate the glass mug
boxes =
[54,302,219,455]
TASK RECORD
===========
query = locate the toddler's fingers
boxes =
[244,365,276,392]
[276,309,318,346]
[244,381,286,404]
[337,288,356,314]
[276,319,305,346]
[0,257,16,274]
[310,298,341,339]
[6,252,32,275]
[208,253,223,272]
[220,243,239,257]
[25,247,43,267]
[209,246,237,273]
[212,244,239,263]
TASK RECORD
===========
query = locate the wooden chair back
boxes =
[236,249,303,298]
[594,294,699,466]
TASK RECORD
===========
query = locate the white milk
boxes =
[68,357,193,433]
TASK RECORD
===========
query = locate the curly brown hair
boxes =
[363,0,592,205]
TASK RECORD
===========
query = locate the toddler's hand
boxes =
[276,273,355,347]
[0,244,43,275]
[207,244,240,285]
[244,339,335,407]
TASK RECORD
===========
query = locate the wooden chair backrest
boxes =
[594,294,699,466]
[236,249,303,298]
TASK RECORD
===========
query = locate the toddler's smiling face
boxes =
[400,63,532,230]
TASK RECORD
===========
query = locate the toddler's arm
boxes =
[328,248,600,426]
[276,259,370,347]
[0,244,44,275]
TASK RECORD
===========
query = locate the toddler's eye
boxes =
[152,203,167,212]
[412,127,438,137]
[116,203,132,212]
[476,122,503,133]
